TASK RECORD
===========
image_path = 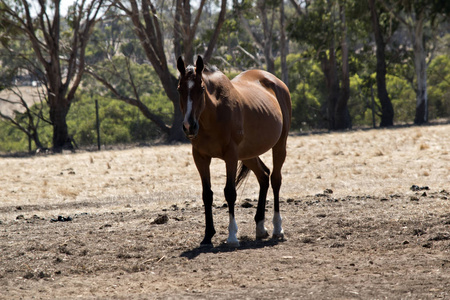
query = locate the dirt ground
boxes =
[1,124,450,299]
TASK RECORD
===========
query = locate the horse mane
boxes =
[185,64,218,75]
[201,65,233,99]
[204,65,219,73]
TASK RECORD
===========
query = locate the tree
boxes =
[280,0,289,84]
[83,8,173,137]
[233,0,280,74]
[114,0,227,142]
[0,0,105,152]
[86,54,172,137]
[336,0,351,130]
[368,0,394,126]
[0,87,47,151]
[381,0,450,124]
[289,0,352,130]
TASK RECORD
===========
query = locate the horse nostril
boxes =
[192,122,198,133]
[183,122,190,133]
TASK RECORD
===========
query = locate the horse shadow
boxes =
[180,237,283,260]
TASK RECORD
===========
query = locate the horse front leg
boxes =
[193,150,215,246]
[224,158,239,247]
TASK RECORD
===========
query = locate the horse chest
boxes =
[192,128,243,159]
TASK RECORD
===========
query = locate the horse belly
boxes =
[237,105,283,160]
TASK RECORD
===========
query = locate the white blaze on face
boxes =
[183,80,195,131]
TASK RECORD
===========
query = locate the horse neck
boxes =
[199,72,231,126]
[198,89,218,129]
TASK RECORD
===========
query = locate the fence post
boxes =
[371,83,376,128]
[95,98,101,150]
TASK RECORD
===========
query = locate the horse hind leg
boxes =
[224,158,240,247]
[242,158,270,240]
[271,140,287,240]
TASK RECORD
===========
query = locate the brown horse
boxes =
[177,56,291,247]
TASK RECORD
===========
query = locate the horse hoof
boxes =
[272,232,285,240]
[226,240,240,248]
[256,230,270,240]
[256,220,269,240]
[200,237,214,247]
[199,242,213,248]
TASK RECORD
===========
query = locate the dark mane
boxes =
[204,65,219,73]
[202,66,231,97]
[185,64,218,75]
[186,65,195,76]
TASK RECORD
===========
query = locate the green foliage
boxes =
[346,72,416,126]
[0,121,29,151]
[0,85,173,152]
[348,73,372,127]
[68,93,172,148]
[278,54,325,130]
[428,54,450,119]
[0,106,52,152]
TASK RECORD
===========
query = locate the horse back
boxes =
[232,70,291,132]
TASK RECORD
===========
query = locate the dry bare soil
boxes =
[1,124,450,299]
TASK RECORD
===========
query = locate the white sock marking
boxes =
[256,220,268,239]
[273,212,284,238]
[227,214,240,247]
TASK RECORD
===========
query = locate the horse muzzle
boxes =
[183,120,199,140]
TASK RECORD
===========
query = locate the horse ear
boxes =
[196,55,204,74]
[177,56,185,76]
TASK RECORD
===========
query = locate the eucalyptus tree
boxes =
[113,0,227,142]
[232,0,280,74]
[0,0,106,152]
[289,0,352,130]
[368,0,394,127]
[381,0,450,124]
[0,87,47,151]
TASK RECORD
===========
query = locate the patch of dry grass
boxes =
[1,124,449,221]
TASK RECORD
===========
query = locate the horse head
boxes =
[177,55,205,140]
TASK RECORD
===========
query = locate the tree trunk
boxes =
[280,0,289,85]
[412,14,428,124]
[335,1,351,130]
[49,95,72,152]
[31,130,44,150]
[256,0,275,74]
[368,0,394,127]
[158,68,185,141]
[169,100,186,141]
[320,48,340,130]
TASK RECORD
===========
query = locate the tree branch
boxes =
[85,68,170,135]
[203,0,227,63]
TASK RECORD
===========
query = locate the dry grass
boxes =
[1,124,449,220]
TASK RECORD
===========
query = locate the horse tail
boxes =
[235,161,250,189]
